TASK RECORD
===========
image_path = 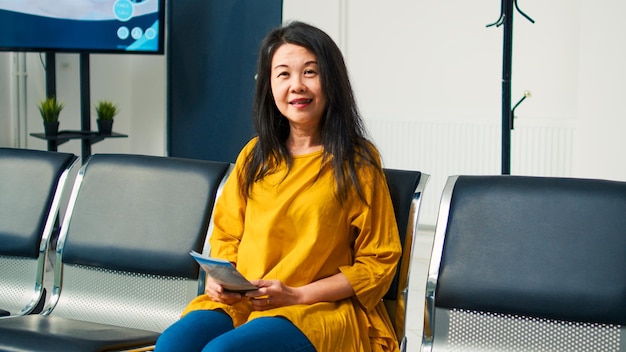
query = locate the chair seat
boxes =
[0,315,158,352]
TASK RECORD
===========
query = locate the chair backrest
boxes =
[42,154,232,332]
[382,168,429,350]
[0,148,77,317]
[423,175,626,352]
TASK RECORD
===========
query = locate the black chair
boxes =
[382,169,430,352]
[0,148,78,318]
[0,154,232,351]
[422,175,626,351]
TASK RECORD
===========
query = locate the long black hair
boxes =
[242,21,381,203]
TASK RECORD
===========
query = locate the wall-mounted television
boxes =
[0,0,165,54]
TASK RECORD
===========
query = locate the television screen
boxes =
[0,0,165,54]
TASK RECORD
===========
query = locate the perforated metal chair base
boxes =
[426,308,625,352]
[0,256,41,316]
[51,264,198,332]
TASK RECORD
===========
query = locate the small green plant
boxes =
[95,100,119,121]
[38,97,64,122]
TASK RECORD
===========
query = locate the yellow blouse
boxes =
[183,138,401,352]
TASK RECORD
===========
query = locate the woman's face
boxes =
[270,43,326,131]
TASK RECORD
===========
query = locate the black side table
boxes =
[30,130,128,162]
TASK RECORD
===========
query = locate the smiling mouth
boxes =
[290,99,313,105]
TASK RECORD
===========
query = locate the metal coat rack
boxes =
[487,0,534,175]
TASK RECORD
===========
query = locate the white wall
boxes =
[0,54,12,146]
[1,0,624,207]
[0,51,166,161]
[283,0,626,224]
[574,2,626,179]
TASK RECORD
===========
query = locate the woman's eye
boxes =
[277,71,289,78]
[304,69,316,75]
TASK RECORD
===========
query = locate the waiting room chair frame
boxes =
[382,169,430,352]
[422,175,626,352]
[0,148,78,318]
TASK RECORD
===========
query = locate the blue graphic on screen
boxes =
[0,0,163,53]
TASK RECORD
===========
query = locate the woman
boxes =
[155,21,401,352]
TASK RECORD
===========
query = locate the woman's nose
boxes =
[290,76,306,93]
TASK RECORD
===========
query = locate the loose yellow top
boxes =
[183,139,401,352]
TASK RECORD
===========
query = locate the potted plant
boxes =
[95,100,118,135]
[38,97,64,136]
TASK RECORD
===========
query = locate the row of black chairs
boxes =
[0,148,429,351]
[0,149,235,351]
[1,147,624,351]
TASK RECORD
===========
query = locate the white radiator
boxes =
[367,119,575,225]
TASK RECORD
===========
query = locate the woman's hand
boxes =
[246,279,302,311]
[204,275,246,305]
[245,273,355,310]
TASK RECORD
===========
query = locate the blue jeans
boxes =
[154,310,316,352]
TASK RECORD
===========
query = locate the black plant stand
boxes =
[30,130,127,154]
[32,52,127,163]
